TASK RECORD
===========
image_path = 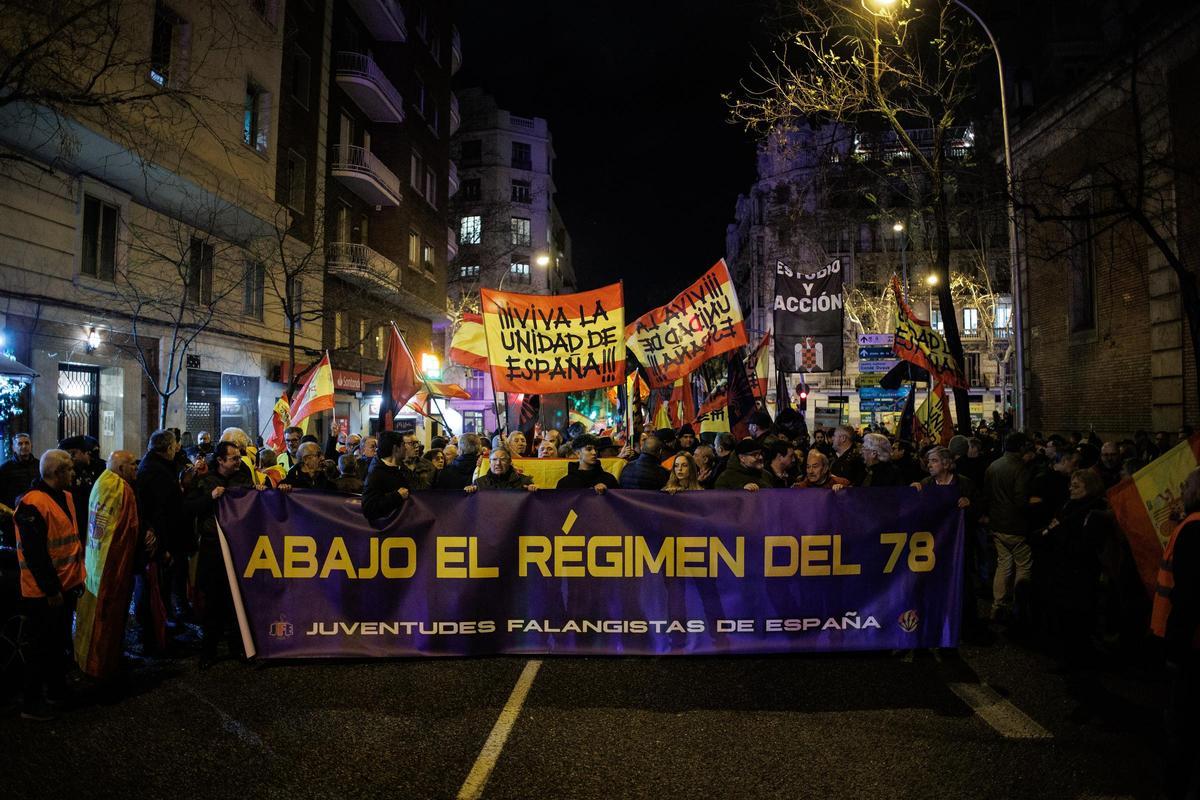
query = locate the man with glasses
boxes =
[715,438,776,491]
[400,432,436,490]
[465,448,537,492]
[277,426,303,473]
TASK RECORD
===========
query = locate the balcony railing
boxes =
[347,0,406,41]
[449,92,461,136]
[447,159,459,196]
[451,27,462,75]
[446,226,459,262]
[330,144,401,206]
[327,242,402,297]
[335,52,405,123]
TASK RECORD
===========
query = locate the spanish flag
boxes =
[747,332,771,399]
[265,393,290,452]
[449,312,489,371]
[289,352,335,427]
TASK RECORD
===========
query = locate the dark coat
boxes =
[474,468,534,490]
[434,453,479,491]
[334,474,364,494]
[830,447,867,486]
[184,460,256,543]
[0,454,38,508]
[136,451,187,553]
[362,459,411,524]
[555,463,618,490]
[284,464,335,492]
[983,452,1031,536]
[618,453,670,490]
[862,460,904,488]
[714,461,780,490]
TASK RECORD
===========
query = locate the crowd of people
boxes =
[0,414,1197,793]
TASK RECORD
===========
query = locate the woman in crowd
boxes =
[663,453,702,493]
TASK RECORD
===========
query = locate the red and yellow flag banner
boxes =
[1108,434,1200,593]
[914,382,954,446]
[890,276,967,390]
[288,353,335,427]
[480,283,625,394]
[625,259,748,388]
[449,312,489,371]
[748,332,771,399]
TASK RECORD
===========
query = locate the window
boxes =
[461,178,481,201]
[149,2,185,87]
[511,217,531,247]
[414,76,426,116]
[290,46,311,108]
[462,410,484,433]
[359,319,369,356]
[242,260,264,319]
[456,264,480,281]
[962,307,979,335]
[459,215,482,245]
[425,167,437,208]
[375,325,387,360]
[965,352,982,386]
[243,81,270,154]
[408,231,420,266]
[284,150,306,212]
[465,369,487,397]
[511,141,532,170]
[220,373,260,439]
[1068,202,1096,333]
[187,238,214,305]
[460,140,481,165]
[334,311,348,348]
[290,278,304,331]
[410,150,423,191]
[994,301,1013,338]
[930,308,944,333]
[422,241,434,272]
[509,259,531,284]
[511,179,531,204]
[81,195,118,280]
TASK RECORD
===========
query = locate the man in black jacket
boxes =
[715,438,780,491]
[618,435,670,490]
[830,425,867,486]
[0,432,38,508]
[434,433,482,491]
[555,435,617,492]
[466,448,538,492]
[362,431,412,525]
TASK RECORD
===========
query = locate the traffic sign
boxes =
[857,333,894,346]
[858,387,910,412]
[858,346,894,359]
[858,360,899,373]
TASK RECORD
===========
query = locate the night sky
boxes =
[455,1,767,316]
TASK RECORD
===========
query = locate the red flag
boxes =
[379,324,423,432]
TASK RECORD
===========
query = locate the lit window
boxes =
[422,241,434,272]
[456,264,480,280]
[511,217,531,247]
[408,231,420,266]
[963,307,979,335]
[243,81,270,154]
[460,216,481,245]
[509,260,531,284]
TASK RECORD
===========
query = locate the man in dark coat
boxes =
[185,441,257,665]
[434,433,482,491]
[555,435,618,492]
[618,435,670,490]
[362,431,412,525]
[0,432,38,508]
[983,432,1033,624]
[466,448,538,492]
[59,434,101,542]
[715,439,780,490]
[829,425,866,486]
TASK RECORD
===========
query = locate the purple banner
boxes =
[216,486,963,658]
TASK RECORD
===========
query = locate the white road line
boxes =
[457,659,543,800]
[948,682,1053,739]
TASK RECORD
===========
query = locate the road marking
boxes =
[948,682,1053,739]
[457,659,542,800]
[182,685,275,756]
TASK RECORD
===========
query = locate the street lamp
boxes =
[534,252,554,295]
[925,273,939,323]
[893,221,908,300]
[870,0,1026,427]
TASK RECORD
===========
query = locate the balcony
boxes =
[330,145,401,206]
[327,242,402,298]
[447,159,459,196]
[335,52,405,124]
[451,26,462,75]
[449,92,461,136]
[446,226,458,262]
[347,0,406,41]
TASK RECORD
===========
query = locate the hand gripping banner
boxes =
[217,486,964,658]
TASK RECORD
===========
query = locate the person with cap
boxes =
[715,438,779,491]
[13,449,85,720]
[59,434,101,543]
[619,434,670,490]
[361,430,413,525]
[466,448,538,492]
[747,411,773,440]
[555,435,618,492]
[675,425,697,454]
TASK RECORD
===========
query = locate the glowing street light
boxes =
[535,253,551,267]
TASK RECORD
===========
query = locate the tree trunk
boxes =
[933,181,973,435]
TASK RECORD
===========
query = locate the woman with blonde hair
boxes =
[663,452,702,494]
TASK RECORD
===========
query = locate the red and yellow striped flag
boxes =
[449,312,488,371]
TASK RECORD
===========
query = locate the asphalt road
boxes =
[2,637,1169,800]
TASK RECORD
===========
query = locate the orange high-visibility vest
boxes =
[1151,511,1200,648]
[14,488,86,598]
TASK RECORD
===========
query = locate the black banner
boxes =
[773,258,845,373]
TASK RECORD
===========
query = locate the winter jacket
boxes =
[618,453,670,490]
[983,452,1031,536]
[474,468,535,491]
[362,459,411,524]
[434,453,479,492]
